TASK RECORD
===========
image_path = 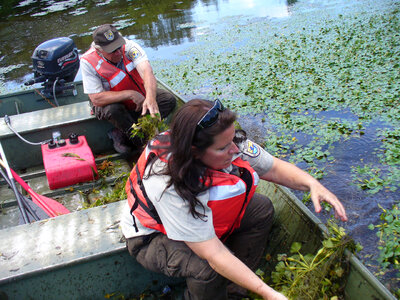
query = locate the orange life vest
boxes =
[125,134,259,241]
[81,46,146,110]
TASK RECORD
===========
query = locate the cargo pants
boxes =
[126,193,274,300]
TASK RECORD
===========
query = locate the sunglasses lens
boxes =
[197,100,225,130]
[215,99,224,111]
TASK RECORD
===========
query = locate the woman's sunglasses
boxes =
[196,99,225,130]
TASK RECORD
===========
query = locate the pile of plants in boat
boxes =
[83,115,169,209]
[252,221,362,299]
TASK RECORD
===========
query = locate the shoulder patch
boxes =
[127,46,142,61]
[243,140,260,158]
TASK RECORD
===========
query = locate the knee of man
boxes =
[165,94,177,111]
[101,103,127,119]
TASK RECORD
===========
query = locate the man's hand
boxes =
[127,90,145,112]
[141,97,160,118]
[136,60,159,118]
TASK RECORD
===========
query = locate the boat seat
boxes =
[0,101,94,139]
[0,201,179,299]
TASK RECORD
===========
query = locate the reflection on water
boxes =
[0,0,293,90]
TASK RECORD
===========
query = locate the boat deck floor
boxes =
[0,153,131,229]
[0,153,186,299]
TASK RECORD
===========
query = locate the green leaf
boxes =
[290,242,302,253]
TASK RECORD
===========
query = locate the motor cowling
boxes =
[25,37,80,98]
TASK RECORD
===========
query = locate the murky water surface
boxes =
[0,0,399,294]
[0,0,292,89]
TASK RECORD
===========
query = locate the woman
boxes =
[121,99,348,300]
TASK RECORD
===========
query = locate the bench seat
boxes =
[0,102,93,138]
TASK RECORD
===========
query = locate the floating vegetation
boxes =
[369,204,400,272]
[251,221,361,300]
[151,0,400,293]
[152,0,400,194]
[369,203,400,297]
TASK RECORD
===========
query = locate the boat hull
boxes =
[0,80,395,299]
[0,201,182,300]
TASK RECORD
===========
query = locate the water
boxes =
[0,0,293,90]
[1,0,399,294]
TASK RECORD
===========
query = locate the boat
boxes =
[0,40,396,300]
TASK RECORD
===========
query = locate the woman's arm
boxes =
[260,157,348,221]
[186,237,288,300]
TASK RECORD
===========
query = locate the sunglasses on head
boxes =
[196,99,225,131]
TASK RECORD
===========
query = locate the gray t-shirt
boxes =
[120,138,274,242]
[80,38,148,94]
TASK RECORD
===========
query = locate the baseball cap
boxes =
[93,24,126,53]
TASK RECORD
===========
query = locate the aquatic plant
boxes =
[130,114,169,141]
[369,203,400,297]
[369,204,400,272]
[83,173,129,208]
[80,159,129,208]
[252,221,361,300]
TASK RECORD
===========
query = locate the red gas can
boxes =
[41,134,98,190]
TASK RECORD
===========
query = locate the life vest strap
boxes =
[129,168,162,225]
[219,167,254,241]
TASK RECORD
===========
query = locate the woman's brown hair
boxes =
[150,99,236,219]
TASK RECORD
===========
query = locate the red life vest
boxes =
[81,46,146,110]
[125,134,259,241]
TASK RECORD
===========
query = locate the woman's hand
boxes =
[256,285,288,300]
[266,290,288,300]
[309,182,348,221]
[186,237,287,300]
[261,157,348,222]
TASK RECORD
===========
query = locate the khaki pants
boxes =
[126,193,274,300]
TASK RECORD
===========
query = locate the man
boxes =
[80,24,176,154]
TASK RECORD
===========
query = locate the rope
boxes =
[34,87,57,108]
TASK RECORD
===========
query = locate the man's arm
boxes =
[89,90,144,108]
[136,60,159,117]
[186,237,288,300]
[260,157,348,221]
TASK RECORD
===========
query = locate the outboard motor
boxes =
[25,37,80,99]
